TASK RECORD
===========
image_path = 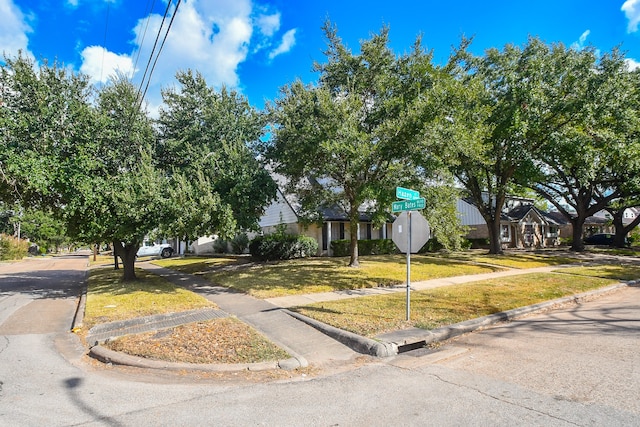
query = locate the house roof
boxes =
[506,205,566,226]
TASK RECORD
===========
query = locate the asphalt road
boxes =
[0,255,638,426]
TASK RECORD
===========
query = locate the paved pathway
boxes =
[137,262,358,366]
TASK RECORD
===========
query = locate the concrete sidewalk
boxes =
[88,258,636,371]
[137,263,358,368]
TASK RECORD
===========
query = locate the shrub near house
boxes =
[0,234,29,260]
[249,233,318,261]
[330,239,397,256]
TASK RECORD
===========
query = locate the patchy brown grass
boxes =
[293,272,617,337]
[103,317,290,364]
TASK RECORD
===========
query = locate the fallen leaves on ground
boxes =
[103,317,290,364]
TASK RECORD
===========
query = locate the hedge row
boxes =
[249,234,318,261]
[330,239,398,256]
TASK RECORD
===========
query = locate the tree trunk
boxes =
[486,214,504,255]
[348,208,360,268]
[610,209,640,248]
[570,217,586,252]
[113,242,139,281]
[112,240,120,270]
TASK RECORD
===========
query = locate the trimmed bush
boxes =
[212,238,227,253]
[466,238,490,249]
[230,232,249,254]
[0,234,29,260]
[249,234,318,261]
[330,239,397,257]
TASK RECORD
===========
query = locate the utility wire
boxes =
[134,0,176,109]
[137,0,182,110]
[131,0,157,81]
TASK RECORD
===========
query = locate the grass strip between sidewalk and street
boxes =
[291,272,619,337]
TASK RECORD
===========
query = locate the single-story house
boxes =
[258,185,392,256]
[457,197,563,249]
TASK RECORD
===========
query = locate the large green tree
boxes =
[156,70,276,243]
[443,38,553,254]
[60,76,170,280]
[0,53,95,210]
[265,23,450,267]
[529,48,639,251]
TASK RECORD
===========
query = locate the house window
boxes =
[548,226,558,237]
[501,224,511,242]
[339,222,345,240]
[366,223,372,240]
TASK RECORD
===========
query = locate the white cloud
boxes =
[75,0,296,115]
[0,0,34,60]
[256,12,280,36]
[625,58,640,71]
[268,29,297,60]
[622,0,640,33]
[79,46,134,84]
[128,0,254,98]
[571,30,590,50]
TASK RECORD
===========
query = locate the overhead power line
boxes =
[131,0,158,81]
[134,0,182,111]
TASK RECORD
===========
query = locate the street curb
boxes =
[284,309,397,358]
[376,282,631,350]
[89,345,306,372]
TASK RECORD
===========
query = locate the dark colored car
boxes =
[583,233,628,246]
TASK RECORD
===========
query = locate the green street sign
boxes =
[392,198,426,212]
[396,186,420,200]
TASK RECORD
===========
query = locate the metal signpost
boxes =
[392,187,430,321]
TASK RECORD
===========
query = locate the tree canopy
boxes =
[265,22,459,266]
[156,70,277,242]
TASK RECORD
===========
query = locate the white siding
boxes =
[258,190,298,228]
[457,199,485,226]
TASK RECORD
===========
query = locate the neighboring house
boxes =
[457,197,563,249]
[258,185,392,256]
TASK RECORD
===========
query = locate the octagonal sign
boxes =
[392,211,430,253]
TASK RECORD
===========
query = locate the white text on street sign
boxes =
[396,186,420,200]
[392,198,426,212]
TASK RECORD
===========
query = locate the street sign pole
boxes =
[406,211,411,321]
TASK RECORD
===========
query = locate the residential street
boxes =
[0,256,638,426]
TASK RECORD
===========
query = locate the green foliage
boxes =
[230,232,250,254]
[0,54,95,209]
[330,239,397,257]
[265,22,444,266]
[466,238,490,249]
[628,228,640,246]
[213,238,228,254]
[17,208,68,252]
[249,234,318,261]
[156,70,277,234]
[0,234,28,260]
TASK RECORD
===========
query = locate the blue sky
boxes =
[2,0,640,116]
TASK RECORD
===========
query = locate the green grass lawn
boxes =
[83,267,215,329]
[152,255,249,274]
[195,255,504,298]
[441,252,581,269]
[155,252,585,298]
[554,264,640,281]
[293,272,619,337]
